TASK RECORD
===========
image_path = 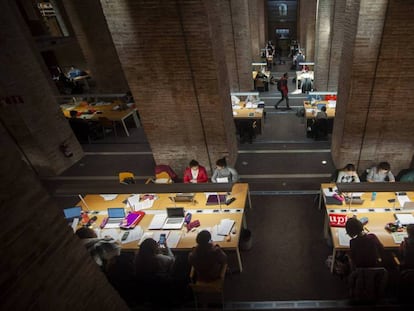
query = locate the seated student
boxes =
[366,162,395,182]
[211,158,239,183]
[75,227,121,273]
[336,164,360,183]
[345,218,385,269]
[188,230,227,282]
[399,224,414,270]
[183,159,208,183]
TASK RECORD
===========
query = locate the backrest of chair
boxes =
[349,267,388,303]
[155,171,172,184]
[119,172,135,184]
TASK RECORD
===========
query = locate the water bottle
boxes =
[371,192,377,201]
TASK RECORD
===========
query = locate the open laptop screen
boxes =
[167,207,184,218]
[108,208,126,218]
[63,206,82,220]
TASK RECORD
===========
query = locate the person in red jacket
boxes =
[183,159,208,183]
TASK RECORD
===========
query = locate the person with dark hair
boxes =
[345,218,385,269]
[188,230,227,282]
[183,159,208,183]
[75,227,120,272]
[134,238,175,280]
[274,72,290,110]
[336,164,360,183]
[367,162,395,182]
[399,224,414,270]
[211,158,239,183]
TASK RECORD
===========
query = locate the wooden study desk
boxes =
[233,101,264,135]
[320,183,414,272]
[61,101,140,136]
[303,101,336,135]
[74,183,250,272]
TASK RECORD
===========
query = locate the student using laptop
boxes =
[211,157,239,183]
[183,159,208,183]
[366,161,395,182]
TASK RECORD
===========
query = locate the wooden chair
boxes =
[119,172,135,184]
[145,170,174,184]
[189,264,227,309]
[348,267,388,303]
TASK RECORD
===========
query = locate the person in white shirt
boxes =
[211,158,239,183]
[336,164,360,183]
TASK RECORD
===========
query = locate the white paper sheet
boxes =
[100,194,118,201]
[337,228,351,246]
[397,195,411,208]
[391,232,408,244]
[148,214,167,230]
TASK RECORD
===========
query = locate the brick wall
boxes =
[0,124,128,310]
[0,0,82,176]
[332,0,414,175]
[249,0,261,59]
[62,0,129,93]
[101,0,238,174]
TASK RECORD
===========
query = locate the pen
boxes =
[364,226,370,232]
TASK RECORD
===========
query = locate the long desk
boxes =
[61,101,140,136]
[303,100,336,135]
[74,183,250,272]
[233,101,264,135]
[320,183,414,272]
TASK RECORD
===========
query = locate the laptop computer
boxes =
[171,193,195,203]
[162,207,185,230]
[317,103,326,111]
[105,207,126,228]
[63,206,82,223]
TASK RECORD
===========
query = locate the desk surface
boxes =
[304,101,336,119]
[321,183,413,250]
[76,183,249,251]
[62,101,137,122]
[233,101,264,119]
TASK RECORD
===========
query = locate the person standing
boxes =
[275,72,290,109]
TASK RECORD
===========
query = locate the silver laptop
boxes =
[162,207,185,230]
[105,207,126,228]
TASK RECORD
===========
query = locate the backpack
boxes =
[276,80,281,91]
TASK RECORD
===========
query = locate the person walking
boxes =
[275,72,290,109]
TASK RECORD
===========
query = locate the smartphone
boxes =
[121,231,130,241]
[159,234,166,246]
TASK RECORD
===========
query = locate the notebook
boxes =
[162,207,185,230]
[105,208,126,228]
[206,194,227,205]
[63,206,82,223]
[402,201,414,211]
[345,197,365,205]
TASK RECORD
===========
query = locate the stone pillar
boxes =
[216,0,252,92]
[100,0,238,174]
[0,0,82,176]
[332,0,414,174]
[0,123,128,310]
[314,0,334,91]
[258,0,267,48]
[62,0,129,93]
[249,0,261,60]
[298,0,317,61]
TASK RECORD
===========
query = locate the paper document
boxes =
[395,213,414,225]
[216,177,229,183]
[100,194,118,201]
[148,214,167,230]
[167,231,181,248]
[323,187,338,197]
[121,226,143,244]
[391,232,408,244]
[97,228,120,241]
[397,195,411,207]
[217,219,235,236]
[211,226,225,242]
[128,194,155,210]
[337,228,351,246]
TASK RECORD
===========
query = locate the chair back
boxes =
[154,171,172,184]
[349,267,388,303]
[119,172,135,184]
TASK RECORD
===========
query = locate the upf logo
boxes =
[329,214,348,227]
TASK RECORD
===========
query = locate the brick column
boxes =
[0,124,128,311]
[332,0,414,174]
[62,0,129,93]
[0,1,82,176]
[101,0,238,174]
[249,0,261,59]
[257,0,266,48]
[314,0,334,91]
[298,0,317,61]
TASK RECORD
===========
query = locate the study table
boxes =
[320,183,414,272]
[232,101,264,135]
[303,100,336,135]
[73,183,250,272]
[61,101,140,136]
